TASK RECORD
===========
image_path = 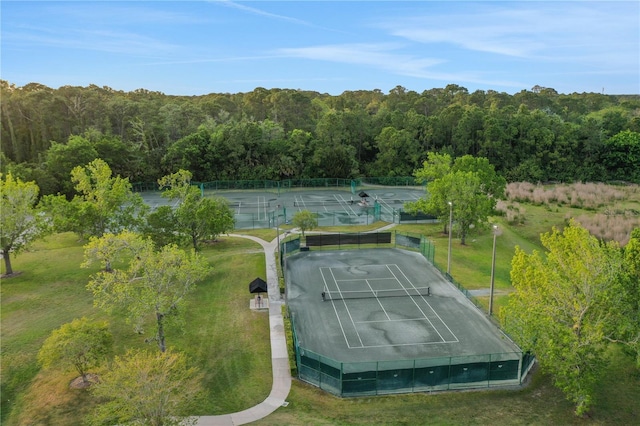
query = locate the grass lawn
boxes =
[1,234,271,425]
[2,186,639,425]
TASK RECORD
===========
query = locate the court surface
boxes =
[286,248,521,363]
[140,187,424,216]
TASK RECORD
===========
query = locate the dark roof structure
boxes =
[249,277,268,293]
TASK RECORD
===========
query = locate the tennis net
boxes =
[322,286,430,301]
[293,199,409,207]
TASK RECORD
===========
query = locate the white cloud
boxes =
[5,26,180,57]
[211,0,312,26]
[378,2,639,66]
[275,43,524,88]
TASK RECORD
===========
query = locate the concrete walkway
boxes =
[196,234,291,426]
[196,224,398,425]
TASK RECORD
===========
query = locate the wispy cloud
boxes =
[2,3,202,58]
[43,3,207,26]
[378,3,639,66]
[211,0,314,26]
[5,26,180,57]
[275,43,524,88]
[209,0,349,33]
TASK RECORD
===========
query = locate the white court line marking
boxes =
[256,197,260,221]
[384,264,445,342]
[327,264,459,349]
[294,195,306,211]
[328,267,365,346]
[357,339,449,348]
[334,277,395,282]
[259,196,267,221]
[333,194,357,216]
[377,198,395,214]
[390,264,459,343]
[356,318,430,324]
[321,267,364,348]
[364,278,391,320]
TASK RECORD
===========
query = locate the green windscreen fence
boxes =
[283,234,535,397]
[294,343,531,397]
[288,231,435,265]
[134,177,431,229]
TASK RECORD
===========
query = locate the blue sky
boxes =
[2,1,638,95]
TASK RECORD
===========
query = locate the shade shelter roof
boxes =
[249,277,268,293]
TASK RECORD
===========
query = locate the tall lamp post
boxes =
[283,231,291,300]
[275,204,281,254]
[489,224,499,316]
[447,201,453,276]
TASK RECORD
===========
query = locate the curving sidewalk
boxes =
[196,234,291,426]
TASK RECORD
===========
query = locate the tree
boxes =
[84,231,211,352]
[42,159,148,240]
[370,127,420,176]
[292,210,317,237]
[143,205,181,248]
[44,135,100,197]
[408,153,504,243]
[89,349,203,426]
[0,173,48,276]
[409,152,454,233]
[501,221,625,415]
[443,171,495,245]
[156,170,235,250]
[612,228,640,366]
[603,130,640,183]
[37,318,113,387]
[451,155,506,199]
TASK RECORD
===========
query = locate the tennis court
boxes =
[319,263,458,349]
[285,248,532,396]
[140,187,426,228]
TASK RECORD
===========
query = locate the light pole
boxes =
[283,231,291,300]
[447,201,453,276]
[489,224,498,316]
[276,204,281,254]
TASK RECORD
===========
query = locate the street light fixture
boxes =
[489,224,499,316]
[447,201,453,276]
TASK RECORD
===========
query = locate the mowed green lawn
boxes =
[2,195,639,425]
[1,233,271,425]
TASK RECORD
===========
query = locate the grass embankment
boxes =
[256,345,639,425]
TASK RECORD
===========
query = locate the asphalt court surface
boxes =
[140,187,425,216]
[287,249,521,363]
[320,264,458,349]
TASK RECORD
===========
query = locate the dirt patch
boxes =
[1,271,24,279]
[69,373,100,389]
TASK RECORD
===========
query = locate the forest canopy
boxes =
[2,80,639,195]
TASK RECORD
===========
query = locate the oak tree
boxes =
[501,221,625,415]
[292,210,317,237]
[1,173,48,276]
[84,231,210,352]
[408,153,504,244]
[37,317,113,386]
[42,159,148,240]
[89,349,203,426]
[156,170,234,250]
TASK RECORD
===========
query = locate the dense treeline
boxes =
[2,80,639,196]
